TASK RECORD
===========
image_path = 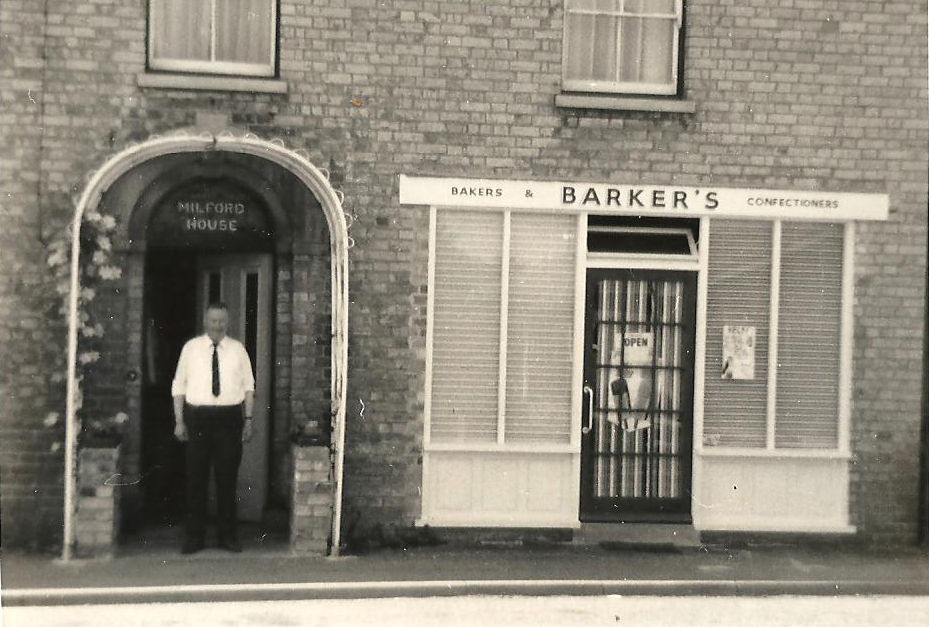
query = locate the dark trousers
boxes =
[184,404,243,543]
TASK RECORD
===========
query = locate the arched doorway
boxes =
[140,174,278,528]
[62,132,349,559]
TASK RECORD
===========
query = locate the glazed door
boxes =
[580,270,696,521]
[196,253,273,522]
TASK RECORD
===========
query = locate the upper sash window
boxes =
[148,0,277,77]
[563,0,683,96]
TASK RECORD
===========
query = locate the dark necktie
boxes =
[211,341,220,397]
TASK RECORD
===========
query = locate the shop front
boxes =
[400,175,888,536]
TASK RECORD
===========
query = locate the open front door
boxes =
[196,253,273,523]
[580,270,696,522]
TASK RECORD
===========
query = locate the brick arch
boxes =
[62,133,350,560]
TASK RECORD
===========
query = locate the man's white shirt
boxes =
[172,334,255,406]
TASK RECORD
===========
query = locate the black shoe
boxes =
[218,538,243,553]
[181,539,204,555]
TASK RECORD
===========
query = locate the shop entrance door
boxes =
[580,270,697,522]
[196,254,273,522]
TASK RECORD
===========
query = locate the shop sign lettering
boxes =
[398,175,889,221]
[561,186,719,211]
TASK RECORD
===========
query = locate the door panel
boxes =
[197,253,273,523]
[580,270,696,521]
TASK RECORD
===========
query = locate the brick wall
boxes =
[75,446,121,558]
[1,0,926,549]
[0,0,66,551]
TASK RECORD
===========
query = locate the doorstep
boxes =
[573,523,702,549]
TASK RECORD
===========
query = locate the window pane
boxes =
[505,213,576,444]
[151,0,210,62]
[566,0,618,11]
[625,0,676,15]
[620,17,674,84]
[565,0,621,82]
[215,0,274,65]
[430,211,504,443]
[591,15,620,81]
[566,15,620,83]
[587,231,691,255]
[775,223,843,449]
[244,272,258,377]
[703,220,771,448]
[641,17,675,84]
[564,13,597,81]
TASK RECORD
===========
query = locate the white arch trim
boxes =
[62,132,350,559]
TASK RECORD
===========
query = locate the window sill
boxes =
[137,72,288,94]
[555,93,696,114]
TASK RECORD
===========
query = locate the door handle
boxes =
[582,385,593,434]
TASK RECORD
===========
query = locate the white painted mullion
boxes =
[210,0,217,62]
[148,1,157,65]
[570,213,587,450]
[692,217,709,456]
[561,0,570,86]
[614,1,623,83]
[269,0,277,70]
[423,207,437,446]
[766,220,782,450]
[497,211,512,445]
[838,222,855,454]
[420,207,438,523]
[672,0,683,87]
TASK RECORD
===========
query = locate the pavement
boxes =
[2,538,927,606]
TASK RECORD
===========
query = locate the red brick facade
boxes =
[1,0,926,550]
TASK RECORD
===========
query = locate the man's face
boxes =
[205,307,229,342]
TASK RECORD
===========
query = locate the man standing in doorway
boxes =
[172,302,254,554]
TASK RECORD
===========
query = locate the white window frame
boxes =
[695,219,855,460]
[424,207,586,454]
[562,0,684,96]
[148,0,277,78]
[586,225,698,269]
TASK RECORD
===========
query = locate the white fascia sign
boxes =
[398,175,889,221]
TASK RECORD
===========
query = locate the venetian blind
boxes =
[504,213,577,444]
[703,220,771,447]
[429,211,504,442]
[775,222,843,449]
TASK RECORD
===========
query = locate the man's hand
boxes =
[174,422,188,442]
[242,419,254,443]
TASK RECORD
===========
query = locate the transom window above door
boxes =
[563,0,683,96]
[148,0,277,77]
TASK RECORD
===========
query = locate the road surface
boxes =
[4,595,928,627]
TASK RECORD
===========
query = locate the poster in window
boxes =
[722,325,756,380]
[606,331,655,432]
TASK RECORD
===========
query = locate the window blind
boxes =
[775,222,843,449]
[429,211,504,442]
[703,220,771,447]
[504,214,577,444]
